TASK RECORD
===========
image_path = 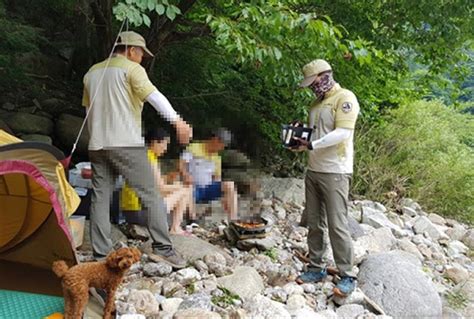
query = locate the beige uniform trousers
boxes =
[304,170,356,277]
[89,147,172,256]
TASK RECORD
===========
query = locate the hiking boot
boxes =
[333,276,357,297]
[296,269,327,284]
[149,248,186,269]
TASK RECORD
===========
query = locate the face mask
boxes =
[309,72,335,100]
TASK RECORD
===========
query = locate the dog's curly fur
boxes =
[52,247,141,319]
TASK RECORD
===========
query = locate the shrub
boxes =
[354,100,474,223]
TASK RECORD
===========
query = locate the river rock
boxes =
[216,266,264,300]
[6,112,53,135]
[244,294,291,319]
[160,298,183,314]
[126,289,160,316]
[55,113,89,155]
[19,134,52,144]
[178,292,212,311]
[143,262,173,277]
[173,308,221,319]
[358,251,442,318]
[412,216,448,241]
[444,263,469,284]
[336,304,365,319]
[175,268,201,285]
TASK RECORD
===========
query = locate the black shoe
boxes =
[149,248,186,269]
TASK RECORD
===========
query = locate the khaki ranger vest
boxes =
[308,83,359,174]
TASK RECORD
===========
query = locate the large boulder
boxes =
[6,112,53,135]
[20,134,53,145]
[358,250,442,318]
[55,113,89,155]
[260,177,305,206]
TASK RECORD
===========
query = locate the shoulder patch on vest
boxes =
[341,102,352,113]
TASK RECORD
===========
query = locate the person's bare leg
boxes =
[185,185,196,220]
[222,181,238,220]
[164,188,188,234]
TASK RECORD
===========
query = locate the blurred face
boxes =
[206,137,225,154]
[149,138,170,157]
[308,73,324,92]
[127,46,144,64]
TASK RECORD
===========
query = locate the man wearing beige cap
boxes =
[82,31,192,268]
[293,59,359,297]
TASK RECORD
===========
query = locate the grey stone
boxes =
[126,289,160,316]
[20,134,52,144]
[217,266,264,300]
[313,309,338,319]
[193,260,209,273]
[286,294,307,314]
[160,298,183,314]
[301,283,317,294]
[402,206,418,217]
[236,237,276,251]
[275,205,287,220]
[332,288,365,306]
[444,263,469,284]
[162,281,184,298]
[173,308,221,319]
[348,215,366,240]
[336,304,365,319]
[362,207,403,235]
[353,228,397,264]
[2,102,15,111]
[265,287,288,302]
[446,225,467,242]
[178,293,212,311]
[413,216,448,241]
[244,294,291,319]
[171,234,231,262]
[195,278,218,294]
[6,112,53,135]
[397,238,424,261]
[461,229,474,249]
[55,114,89,155]
[442,307,464,319]
[260,177,305,206]
[428,213,446,225]
[175,268,201,285]
[292,307,322,319]
[400,198,422,213]
[358,251,442,318]
[282,282,305,296]
[447,240,469,257]
[143,262,173,277]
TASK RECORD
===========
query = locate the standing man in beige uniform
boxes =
[294,59,359,297]
[82,31,191,268]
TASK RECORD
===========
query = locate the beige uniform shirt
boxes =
[308,83,359,174]
[82,55,156,150]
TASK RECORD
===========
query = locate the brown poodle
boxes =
[52,247,141,319]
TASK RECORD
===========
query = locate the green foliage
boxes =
[353,100,474,223]
[113,0,181,26]
[446,290,469,310]
[211,287,240,307]
[263,247,279,262]
[0,2,42,88]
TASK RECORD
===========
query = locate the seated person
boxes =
[121,128,195,235]
[178,128,238,221]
